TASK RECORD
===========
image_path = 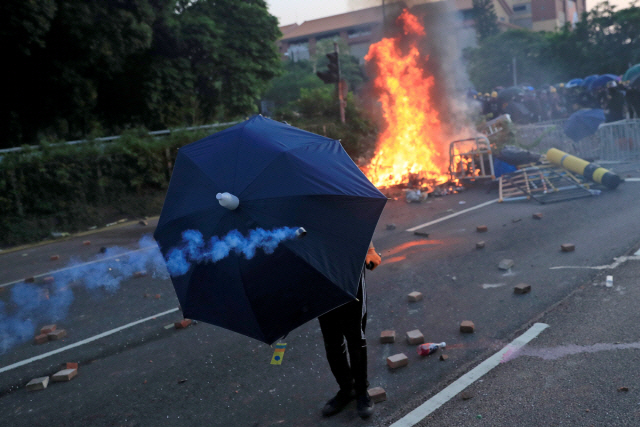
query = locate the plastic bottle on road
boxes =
[417,342,446,356]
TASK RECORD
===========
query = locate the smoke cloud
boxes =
[0,227,300,354]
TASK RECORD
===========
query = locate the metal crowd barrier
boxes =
[514,119,640,162]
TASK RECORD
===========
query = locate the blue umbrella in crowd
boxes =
[566,78,584,88]
[154,116,387,344]
[581,75,600,88]
[588,74,619,90]
[563,109,605,142]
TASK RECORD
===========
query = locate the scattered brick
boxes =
[532,213,543,220]
[82,240,91,245]
[386,223,396,230]
[52,368,77,382]
[174,319,192,329]
[380,330,396,343]
[618,386,629,392]
[26,377,49,391]
[66,362,78,370]
[408,291,423,302]
[34,334,48,345]
[476,241,485,249]
[139,220,148,226]
[406,329,424,345]
[48,329,67,340]
[24,277,35,283]
[439,354,449,361]
[368,387,387,403]
[133,271,148,278]
[514,283,531,294]
[460,321,475,333]
[40,324,57,334]
[387,353,408,369]
[50,255,60,261]
[459,391,474,400]
[43,276,55,284]
[155,294,161,299]
[413,231,429,237]
[561,243,575,252]
[498,259,514,270]
[100,247,107,254]
[476,225,488,233]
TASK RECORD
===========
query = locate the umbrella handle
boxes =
[217,192,239,210]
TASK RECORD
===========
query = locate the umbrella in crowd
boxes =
[622,63,640,82]
[154,116,387,344]
[566,78,584,88]
[630,74,640,89]
[563,109,605,142]
[581,75,600,88]
[498,86,524,102]
[588,74,619,90]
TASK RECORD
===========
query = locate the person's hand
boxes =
[365,247,381,270]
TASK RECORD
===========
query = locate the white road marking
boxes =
[0,307,179,374]
[550,255,640,270]
[482,283,506,289]
[389,323,549,427]
[0,246,156,288]
[406,199,499,232]
[624,178,640,182]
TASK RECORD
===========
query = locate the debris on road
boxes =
[40,324,57,334]
[459,391,474,400]
[380,330,396,343]
[386,223,396,230]
[476,241,485,249]
[174,319,192,329]
[606,275,613,288]
[460,321,475,333]
[51,232,70,238]
[82,240,91,246]
[476,225,488,233]
[43,276,55,284]
[408,291,423,302]
[498,259,514,270]
[561,243,575,252]
[533,213,543,220]
[387,353,408,369]
[512,218,522,223]
[514,283,532,294]
[417,342,446,356]
[413,231,429,237]
[133,271,148,278]
[406,189,428,203]
[50,255,60,261]
[26,377,49,391]
[24,276,35,283]
[99,247,107,253]
[368,387,387,403]
[48,329,67,340]
[34,334,48,345]
[52,368,77,382]
[439,354,449,361]
[66,362,78,370]
[139,220,149,226]
[406,329,424,345]
[618,386,629,392]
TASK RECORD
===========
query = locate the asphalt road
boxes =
[1,161,639,426]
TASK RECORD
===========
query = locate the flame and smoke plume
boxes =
[363,9,449,188]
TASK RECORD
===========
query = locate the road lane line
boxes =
[625,178,640,182]
[406,199,499,232]
[389,323,549,427]
[550,255,640,270]
[0,307,179,374]
[0,246,156,289]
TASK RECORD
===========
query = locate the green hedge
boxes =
[0,127,214,247]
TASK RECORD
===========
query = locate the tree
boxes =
[473,0,500,42]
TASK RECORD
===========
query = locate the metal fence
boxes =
[514,119,640,162]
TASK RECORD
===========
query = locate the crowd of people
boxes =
[470,78,640,125]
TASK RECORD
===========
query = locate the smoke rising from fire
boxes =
[0,227,300,354]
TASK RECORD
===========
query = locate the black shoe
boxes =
[356,393,374,419]
[322,389,355,417]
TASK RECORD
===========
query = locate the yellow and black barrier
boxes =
[546,148,622,190]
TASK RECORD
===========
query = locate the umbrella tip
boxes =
[295,227,307,238]
[217,192,239,210]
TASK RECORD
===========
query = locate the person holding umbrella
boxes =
[320,242,381,419]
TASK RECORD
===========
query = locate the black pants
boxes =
[318,273,368,394]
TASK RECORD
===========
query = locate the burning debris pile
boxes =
[360,9,486,197]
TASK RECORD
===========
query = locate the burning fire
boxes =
[363,9,448,188]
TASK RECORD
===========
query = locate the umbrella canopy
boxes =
[581,75,599,89]
[498,86,524,102]
[622,64,640,82]
[588,74,619,90]
[154,116,387,344]
[563,109,605,142]
[629,74,640,89]
[566,78,584,88]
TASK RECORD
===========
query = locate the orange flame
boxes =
[363,9,448,188]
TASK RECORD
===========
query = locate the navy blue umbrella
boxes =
[563,109,605,142]
[588,74,619,90]
[154,116,387,344]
